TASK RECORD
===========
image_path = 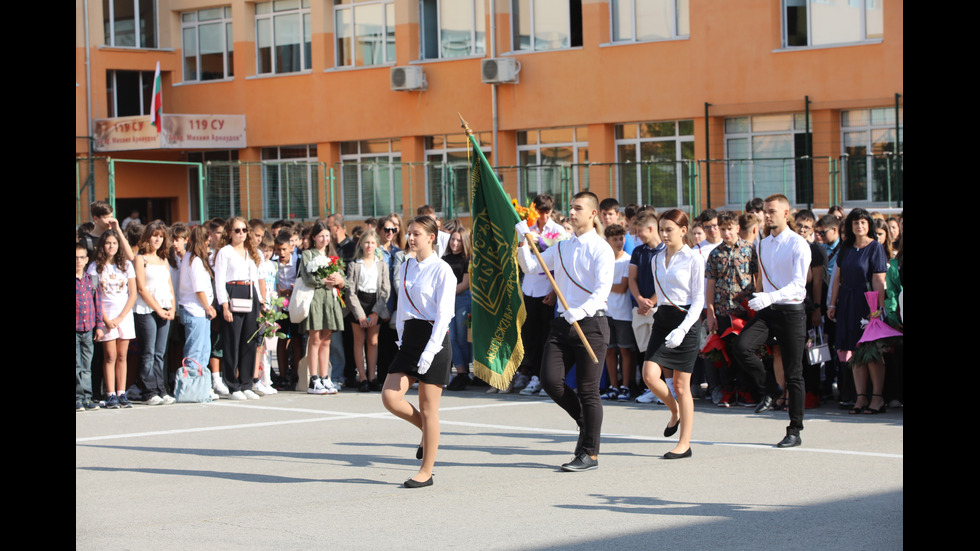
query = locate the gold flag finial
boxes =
[458,113,473,136]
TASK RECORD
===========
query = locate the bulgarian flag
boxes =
[149,61,162,133]
[466,130,526,390]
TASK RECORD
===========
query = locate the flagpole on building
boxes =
[459,114,598,365]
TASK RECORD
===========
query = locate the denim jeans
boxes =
[179,306,211,372]
[449,290,472,368]
[76,330,95,402]
[135,311,171,399]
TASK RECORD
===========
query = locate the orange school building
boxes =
[76,0,903,225]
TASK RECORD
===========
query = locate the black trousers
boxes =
[220,295,259,393]
[734,304,806,434]
[519,294,554,378]
[540,315,609,457]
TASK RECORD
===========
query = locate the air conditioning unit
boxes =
[390,66,426,91]
[481,58,521,84]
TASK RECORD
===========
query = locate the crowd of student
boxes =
[75,201,474,409]
[76,197,903,419]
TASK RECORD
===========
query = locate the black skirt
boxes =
[388,319,452,385]
[644,305,701,373]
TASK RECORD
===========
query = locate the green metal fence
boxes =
[75,154,902,227]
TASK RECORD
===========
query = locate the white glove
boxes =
[664,328,685,349]
[747,292,773,312]
[515,221,531,239]
[417,350,435,375]
[561,307,585,324]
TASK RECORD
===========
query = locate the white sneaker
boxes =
[253,381,269,396]
[260,382,277,395]
[635,389,657,403]
[520,376,542,396]
[229,391,247,400]
[308,376,328,395]
[213,374,230,396]
[209,389,220,401]
[321,379,339,395]
[243,389,261,400]
[145,395,164,406]
[161,394,176,405]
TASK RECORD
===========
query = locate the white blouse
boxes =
[396,253,456,357]
[653,245,705,334]
[178,253,214,318]
[213,245,260,306]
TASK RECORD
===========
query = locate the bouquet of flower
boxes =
[248,296,289,343]
[512,198,539,228]
[306,254,347,307]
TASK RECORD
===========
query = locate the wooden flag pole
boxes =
[523,233,599,364]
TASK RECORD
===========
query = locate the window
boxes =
[783,0,883,48]
[256,0,312,75]
[189,150,240,222]
[420,0,486,59]
[610,0,689,43]
[512,0,582,52]
[425,133,491,218]
[516,127,588,213]
[182,7,234,82]
[262,145,320,220]
[335,0,396,67]
[724,114,812,206]
[103,0,157,48]
[616,120,694,208]
[106,70,155,117]
[841,107,903,205]
[340,140,402,218]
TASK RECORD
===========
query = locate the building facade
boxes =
[76,0,903,225]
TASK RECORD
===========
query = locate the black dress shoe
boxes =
[663,448,692,459]
[403,476,433,488]
[560,453,598,472]
[664,419,680,437]
[416,445,423,460]
[776,433,802,448]
[754,394,774,414]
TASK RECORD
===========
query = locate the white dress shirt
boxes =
[518,217,569,297]
[756,228,811,305]
[396,252,456,357]
[517,227,614,320]
[653,245,705,334]
[213,245,260,306]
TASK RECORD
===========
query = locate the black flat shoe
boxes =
[560,453,598,472]
[663,448,692,459]
[403,476,433,488]
[776,433,802,448]
[754,394,774,414]
[416,445,423,460]
[664,419,680,437]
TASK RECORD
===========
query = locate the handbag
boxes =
[174,358,213,403]
[227,282,253,313]
[289,276,314,323]
[807,326,831,365]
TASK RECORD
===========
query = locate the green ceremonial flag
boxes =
[467,133,526,390]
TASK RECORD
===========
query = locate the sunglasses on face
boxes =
[232,228,248,234]
[383,227,398,233]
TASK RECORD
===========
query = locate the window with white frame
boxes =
[106,70,155,117]
[262,145,320,220]
[256,0,312,75]
[783,0,883,48]
[516,127,588,213]
[512,0,583,52]
[420,0,486,59]
[841,107,902,205]
[724,114,812,206]
[340,140,402,218]
[182,7,234,82]
[335,0,396,67]
[103,0,157,48]
[425,133,491,218]
[616,120,694,208]
[610,0,689,43]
